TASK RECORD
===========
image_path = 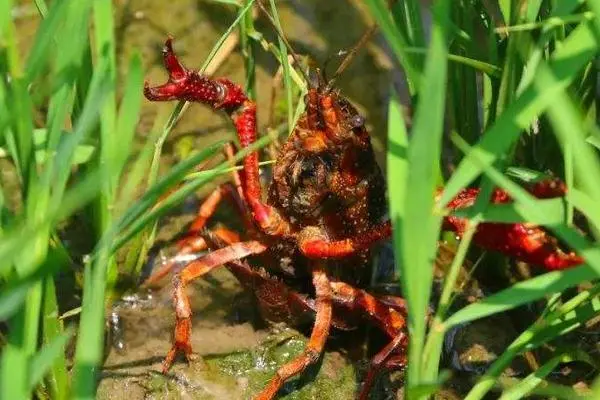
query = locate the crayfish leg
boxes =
[329,281,406,338]
[439,179,584,270]
[142,141,250,288]
[160,241,268,372]
[473,223,584,270]
[141,222,243,288]
[327,281,408,399]
[298,222,392,259]
[254,265,333,400]
[358,334,407,400]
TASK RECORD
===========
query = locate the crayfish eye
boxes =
[350,114,365,129]
[299,160,317,182]
[289,157,315,187]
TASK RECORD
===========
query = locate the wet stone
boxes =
[445,314,518,375]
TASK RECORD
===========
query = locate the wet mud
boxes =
[97,266,360,400]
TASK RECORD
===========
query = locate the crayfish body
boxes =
[143,38,583,400]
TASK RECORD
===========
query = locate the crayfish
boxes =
[142,35,583,399]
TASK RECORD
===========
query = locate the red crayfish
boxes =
[142,35,583,399]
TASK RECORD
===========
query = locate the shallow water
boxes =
[98,266,363,400]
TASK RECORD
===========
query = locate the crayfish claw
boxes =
[143,80,185,101]
[143,38,192,102]
[162,37,188,82]
[539,249,584,271]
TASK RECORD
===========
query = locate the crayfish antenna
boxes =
[256,0,310,84]
[324,24,378,93]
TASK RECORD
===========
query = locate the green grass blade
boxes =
[585,0,600,37]
[499,379,588,400]
[113,53,144,184]
[400,0,425,47]
[113,140,227,236]
[0,168,102,277]
[386,86,409,283]
[527,293,600,349]
[90,0,119,304]
[24,0,70,82]
[33,0,49,16]
[569,189,600,233]
[450,198,567,224]
[1,5,39,398]
[240,0,256,98]
[115,111,168,279]
[0,0,13,38]
[533,61,600,204]
[71,259,106,399]
[463,287,600,399]
[207,0,241,5]
[0,258,68,399]
[403,47,501,76]
[116,110,169,212]
[110,133,274,254]
[93,0,117,187]
[112,168,230,253]
[28,328,73,393]
[365,0,422,93]
[396,0,450,390]
[50,68,111,208]
[1,313,28,399]
[0,280,32,320]
[385,86,410,376]
[445,265,596,327]
[42,0,94,190]
[268,0,293,131]
[201,0,256,73]
[41,275,69,400]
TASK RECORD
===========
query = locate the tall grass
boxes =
[367,0,600,398]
